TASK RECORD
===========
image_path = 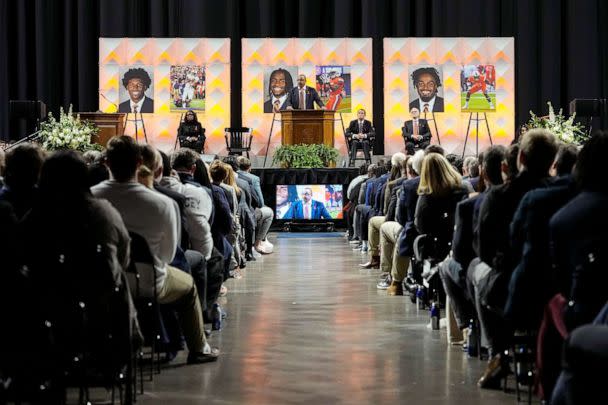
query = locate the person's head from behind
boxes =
[82,150,102,166]
[482,145,507,187]
[237,156,252,172]
[518,128,558,176]
[301,187,313,203]
[209,160,228,184]
[39,150,89,202]
[552,143,579,177]
[463,156,477,177]
[504,143,520,182]
[4,143,45,191]
[222,155,239,172]
[140,144,162,181]
[367,163,376,177]
[193,159,212,188]
[410,150,425,178]
[469,155,481,178]
[446,153,464,175]
[105,136,141,182]
[575,131,608,192]
[358,162,369,175]
[159,150,172,177]
[425,144,445,156]
[172,148,199,174]
[418,153,462,196]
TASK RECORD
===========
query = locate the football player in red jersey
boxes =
[463,65,494,110]
[326,75,346,111]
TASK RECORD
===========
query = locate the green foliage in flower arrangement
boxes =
[39,105,102,152]
[525,101,588,145]
[272,143,339,168]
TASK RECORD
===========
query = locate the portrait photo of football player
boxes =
[408,65,444,114]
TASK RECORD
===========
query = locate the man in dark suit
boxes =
[345,109,373,165]
[284,187,332,220]
[287,74,324,110]
[409,66,444,114]
[263,68,294,113]
[402,107,432,155]
[118,67,155,113]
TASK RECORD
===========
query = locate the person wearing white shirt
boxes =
[91,136,218,364]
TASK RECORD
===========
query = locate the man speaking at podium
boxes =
[287,74,325,110]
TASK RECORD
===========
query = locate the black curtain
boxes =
[2,0,607,152]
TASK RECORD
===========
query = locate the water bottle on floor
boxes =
[430,302,440,330]
[467,318,479,357]
[212,303,222,331]
[416,286,426,309]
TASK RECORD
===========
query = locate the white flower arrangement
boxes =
[525,101,588,145]
[39,105,101,151]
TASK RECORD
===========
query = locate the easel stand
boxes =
[263,112,280,168]
[423,111,442,145]
[173,112,185,151]
[123,111,148,143]
[461,112,492,158]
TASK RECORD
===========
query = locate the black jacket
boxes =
[346,119,373,141]
[118,97,154,113]
[452,195,481,269]
[287,86,324,110]
[402,119,432,144]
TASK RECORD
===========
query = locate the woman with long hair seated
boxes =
[178,109,205,153]
[415,153,469,263]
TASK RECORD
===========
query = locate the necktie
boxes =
[414,120,419,136]
[359,121,362,133]
[132,105,138,114]
[273,100,280,113]
[304,204,310,219]
[299,89,305,109]
[423,104,429,114]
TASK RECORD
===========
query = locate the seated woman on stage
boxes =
[178,110,205,153]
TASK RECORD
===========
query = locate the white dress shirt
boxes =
[417,96,436,114]
[271,94,288,110]
[130,96,146,113]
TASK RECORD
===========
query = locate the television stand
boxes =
[282,221,335,233]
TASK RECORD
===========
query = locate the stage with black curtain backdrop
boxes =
[1,0,608,146]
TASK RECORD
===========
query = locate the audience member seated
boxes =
[402,107,431,155]
[236,156,274,255]
[353,161,389,253]
[462,156,481,191]
[360,154,406,270]
[0,143,45,220]
[377,150,424,294]
[345,163,369,241]
[178,109,205,153]
[439,145,506,337]
[91,136,219,364]
[470,128,558,388]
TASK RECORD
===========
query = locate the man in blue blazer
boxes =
[284,187,332,220]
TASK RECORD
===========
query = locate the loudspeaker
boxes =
[199,154,218,164]
[9,100,47,121]
[569,99,603,117]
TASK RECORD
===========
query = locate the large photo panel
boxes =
[384,37,514,156]
[99,38,230,153]
[242,38,373,158]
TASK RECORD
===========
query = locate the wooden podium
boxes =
[281,110,335,147]
[77,112,126,147]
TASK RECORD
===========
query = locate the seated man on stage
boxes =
[402,107,431,155]
[345,108,373,166]
[284,187,332,220]
[287,74,325,110]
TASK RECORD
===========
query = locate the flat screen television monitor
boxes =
[275,184,343,220]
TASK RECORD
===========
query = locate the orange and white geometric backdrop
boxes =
[242,38,373,159]
[99,38,230,153]
[384,38,515,155]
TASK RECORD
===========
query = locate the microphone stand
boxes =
[3,129,43,151]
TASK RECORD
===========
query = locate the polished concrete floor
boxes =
[139,234,515,405]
